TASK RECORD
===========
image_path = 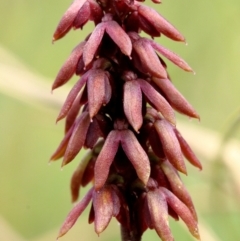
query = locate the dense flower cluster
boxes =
[51,0,202,240]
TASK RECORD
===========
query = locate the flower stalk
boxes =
[51,0,202,240]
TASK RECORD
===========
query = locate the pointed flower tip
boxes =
[52,36,57,44]
[193,228,201,240]
[50,154,58,162]
[197,164,203,171]
[56,230,67,240]
[56,114,64,123]
[56,230,65,240]
[61,160,67,168]
[168,117,176,127]
[48,159,53,165]
[179,166,188,175]
[51,85,57,92]
[188,112,200,121]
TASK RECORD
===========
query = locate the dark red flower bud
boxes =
[132,37,167,78]
[70,152,92,202]
[160,187,200,240]
[174,128,202,170]
[93,186,114,234]
[120,129,150,185]
[152,77,200,119]
[57,187,93,239]
[123,80,143,132]
[154,119,187,174]
[146,189,174,241]
[138,79,175,125]
[94,130,121,190]
[53,0,87,41]
[83,18,132,66]
[137,3,185,42]
[87,70,111,118]
[62,111,90,166]
[52,42,85,91]
[161,159,198,221]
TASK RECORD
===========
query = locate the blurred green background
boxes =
[0,0,240,240]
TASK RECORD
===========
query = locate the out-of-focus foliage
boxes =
[0,0,240,240]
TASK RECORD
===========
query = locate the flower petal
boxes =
[73,1,91,29]
[50,124,75,161]
[52,42,85,90]
[94,130,121,190]
[65,93,82,133]
[83,23,106,66]
[174,128,202,170]
[70,152,92,202]
[105,21,132,56]
[53,0,87,41]
[88,0,103,25]
[160,187,200,240]
[138,4,185,42]
[161,160,198,221]
[150,40,193,72]
[93,186,113,234]
[56,72,88,122]
[84,116,104,149]
[110,186,121,217]
[57,187,93,239]
[147,189,174,241]
[133,38,167,78]
[81,156,96,187]
[138,79,175,125]
[103,73,112,105]
[154,119,187,174]
[123,80,143,132]
[120,130,150,185]
[152,77,200,119]
[148,127,165,159]
[87,70,106,119]
[62,111,90,166]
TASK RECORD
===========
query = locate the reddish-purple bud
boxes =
[161,160,198,221]
[93,186,114,234]
[57,187,93,239]
[105,21,132,57]
[62,111,90,166]
[174,128,202,170]
[87,70,110,119]
[52,42,85,91]
[154,119,187,174]
[160,187,200,240]
[132,38,167,78]
[152,77,200,119]
[138,4,185,42]
[53,0,87,41]
[56,72,88,122]
[50,124,75,161]
[146,189,174,241]
[120,130,150,185]
[70,152,92,202]
[94,130,121,190]
[138,79,176,125]
[150,40,193,72]
[73,1,91,29]
[123,80,143,132]
[83,23,106,66]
